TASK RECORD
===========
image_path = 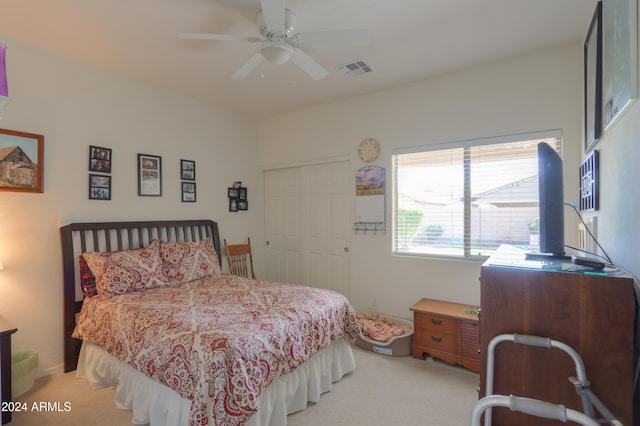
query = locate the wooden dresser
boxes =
[410,298,480,373]
[480,246,638,425]
[0,315,18,425]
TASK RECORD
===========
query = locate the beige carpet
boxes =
[9,346,479,425]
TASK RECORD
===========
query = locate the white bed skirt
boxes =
[76,337,356,426]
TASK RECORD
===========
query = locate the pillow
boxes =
[160,236,221,283]
[83,240,168,295]
[78,255,98,298]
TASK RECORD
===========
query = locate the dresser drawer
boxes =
[415,331,459,353]
[415,312,458,334]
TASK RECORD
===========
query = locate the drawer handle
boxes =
[431,336,442,343]
[431,319,442,326]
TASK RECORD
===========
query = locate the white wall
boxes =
[0,36,263,375]
[592,98,640,281]
[259,45,584,319]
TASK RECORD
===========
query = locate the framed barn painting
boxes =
[0,128,44,193]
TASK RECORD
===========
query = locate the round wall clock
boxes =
[358,138,380,162]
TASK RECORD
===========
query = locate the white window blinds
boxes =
[392,131,562,259]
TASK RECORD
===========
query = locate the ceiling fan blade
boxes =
[231,52,265,79]
[292,29,369,46]
[179,33,262,43]
[291,48,328,80]
[260,0,285,33]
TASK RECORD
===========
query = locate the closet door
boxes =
[264,167,303,284]
[265,161,351,298]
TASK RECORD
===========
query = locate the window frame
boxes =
[391,130,562,261]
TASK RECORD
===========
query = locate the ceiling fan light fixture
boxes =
[262,41,293,64]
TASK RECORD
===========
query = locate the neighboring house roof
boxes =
[476,175,538,206]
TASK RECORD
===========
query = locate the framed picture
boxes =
[181,182,196,202]
[181,159,195,181]
[0,128,44,193]
[229,197,238,212]
[602,0,638,130]
[138,153,162,196]
[89,145,112,173]
[89,174,111,200]
[584,2,602,152]
[228,187,238,198]
[238,200,248,211]
[239,187,247,201]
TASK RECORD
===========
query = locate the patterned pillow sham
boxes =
[78,255,98,298]
[160,236,222,283]
[83,240,168,295]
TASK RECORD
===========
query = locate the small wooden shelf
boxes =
[409,298,480,373]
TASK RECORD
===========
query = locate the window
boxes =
[392,130,562,259]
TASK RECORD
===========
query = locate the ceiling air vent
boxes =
[337,60,373,76]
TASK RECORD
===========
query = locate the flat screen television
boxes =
[532,141,566,259]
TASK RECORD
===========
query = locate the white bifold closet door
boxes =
[264,161,351,298]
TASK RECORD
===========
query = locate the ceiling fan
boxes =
[179,0,368,80]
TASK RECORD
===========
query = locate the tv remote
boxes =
[571,255,605,270]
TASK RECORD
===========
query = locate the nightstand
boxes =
[0,315,17,425]
[410,298,480,373]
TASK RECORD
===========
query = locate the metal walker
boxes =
[471,333,623,426]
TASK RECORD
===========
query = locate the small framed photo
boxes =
[238,200,248,211]
[181,182,196,202]
[138,153,162,196]
[239,187,247,201]
[181,159,195,181]
[89,174,111,200]
[229,197,238,212]
[228,187,238,198]
[89,145,112,173]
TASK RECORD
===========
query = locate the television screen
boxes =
[537,142,565,257]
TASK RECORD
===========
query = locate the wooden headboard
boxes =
[59,219,221,372]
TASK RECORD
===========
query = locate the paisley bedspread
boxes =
[72,274,360,426]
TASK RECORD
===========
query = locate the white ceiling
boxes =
[0,0,598,118]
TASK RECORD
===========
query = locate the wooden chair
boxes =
[223,238,256,279]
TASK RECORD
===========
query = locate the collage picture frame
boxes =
[228,182,247,211]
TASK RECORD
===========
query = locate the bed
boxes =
[60,219,360,426]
